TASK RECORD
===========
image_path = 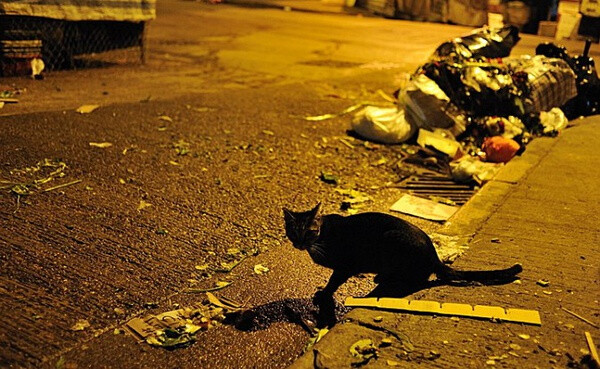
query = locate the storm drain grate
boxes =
[396,175,477,206]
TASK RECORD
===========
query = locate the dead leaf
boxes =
[89,142,113,148]
[76,105,99,114]
[71,319,90,331]
[253,264,269,274]
[137,200,152,211]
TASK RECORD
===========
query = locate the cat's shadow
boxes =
[227,278,518,331]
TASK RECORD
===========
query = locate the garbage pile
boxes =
[352,26,600,184]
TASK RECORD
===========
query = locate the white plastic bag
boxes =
[351,106,415,144]
[539,108,568,135]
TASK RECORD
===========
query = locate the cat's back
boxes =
[322,212,428,239]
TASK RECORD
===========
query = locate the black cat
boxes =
[283,203,522,325]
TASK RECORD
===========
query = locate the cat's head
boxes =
[282,203,321,250]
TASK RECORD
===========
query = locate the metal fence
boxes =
[0,15,145,75]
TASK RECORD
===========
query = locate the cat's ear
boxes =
[282,208,295,221]
[310,202,321,217]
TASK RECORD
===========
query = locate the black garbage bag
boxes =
[433,25,521,60]
[536,42,600,117]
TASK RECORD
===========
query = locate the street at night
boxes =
[1,1,599,368]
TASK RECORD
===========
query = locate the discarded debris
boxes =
[124,294,241,350]
[345,297,542,325]
[76,105,100,114]
[319,171,339,185]
[585,332,600,367]
[137,200,152,211]
[390,194,458,222]
[536,279,550,287]
[349,338,378,366]
[42,179,82,193]
[158,115,173,122]
[253,264,269,274]
[89,142,113,148]
[304,328,329,353]
[303,103,365,121]
[351,106,415,144]
[71,319,90,331]
[562,307,599,329]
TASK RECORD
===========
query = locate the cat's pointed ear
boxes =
[310,202,321,216]
[282,208,295,220]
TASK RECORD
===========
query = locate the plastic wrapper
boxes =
[351,106,415,144]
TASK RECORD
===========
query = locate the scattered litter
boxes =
[319,171,338,185]
[562,307,599,329]
[158,115,173,122]
[390,194,458,222]
[303,102,365,121]
[451,156,502,184]
[539,108,569,135]
[349,338,378,365]
[491,238,501,243]
[416,129,463,159]
[76,105,100,114]
[518,334,530,340]
[253,264,269,274]
[345,297,542,325]
[536,279,550,287]
[184,281,232,293]
[41,179,82,193]
[585,332,600,367]
[351,106,415,144]
[124,293,241,350]
[89,142,113,148]
[262,130,274,136]
[137,200,152,211]
[71,319,90,331]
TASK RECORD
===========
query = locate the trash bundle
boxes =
[350,26,597,184]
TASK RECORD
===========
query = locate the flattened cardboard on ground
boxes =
[345,297,541,326]
[390,194,458,221]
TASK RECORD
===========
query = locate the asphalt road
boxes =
[1,1,599,368]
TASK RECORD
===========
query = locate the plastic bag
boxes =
[351,106,415,144]
[482,136,520,163]
[451,156,502,184]
[433,25,520,60]
[539,108,568,135]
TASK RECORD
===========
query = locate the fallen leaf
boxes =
[509,343,521,350]
[76,104,99,114]
[320,171,338,185]
[71,319,90,331]
[89,142,113,148]
[253,264,269,274]
[536,279,550,287]
[137,200,152,211]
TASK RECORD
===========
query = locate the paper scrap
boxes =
[345,297,541,326]
[390,194,458,221]
[76,104,100,114]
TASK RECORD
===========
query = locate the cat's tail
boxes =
[436,263,523,283]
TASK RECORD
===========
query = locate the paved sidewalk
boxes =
[290,115,600,368]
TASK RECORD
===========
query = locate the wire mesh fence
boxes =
[0,15,146,76]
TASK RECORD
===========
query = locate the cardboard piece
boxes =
[390,194,458,222]
[345,297,541,326]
